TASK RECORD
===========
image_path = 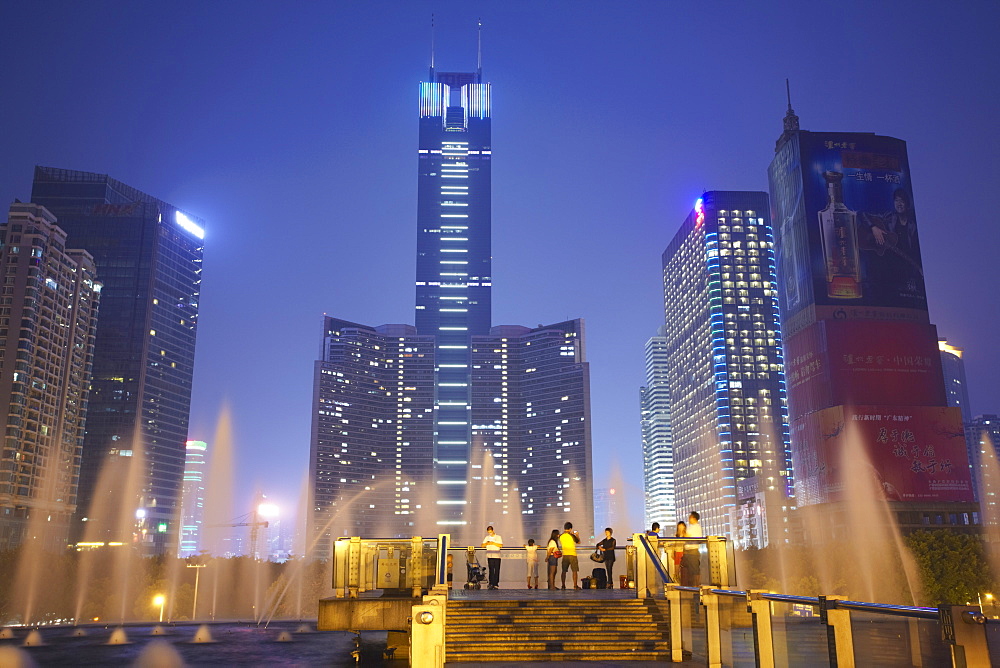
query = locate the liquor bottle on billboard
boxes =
[819,171,862,299]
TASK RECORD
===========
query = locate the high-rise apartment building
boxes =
[767,105,977,535]
[31,167,205,554]
[660,191,793,544]
[179,439,208,558]
[309,317,592,558]
[0,203,102,551]
[309,54,592,556]
[640,327,676,529]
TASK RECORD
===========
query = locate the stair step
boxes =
[446,649,674,662]
[447,632,666,642]
[448,624,665,633]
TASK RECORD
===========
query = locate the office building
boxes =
[310,50,593,556]
[31,167,205,554]
[0,203,102,551]
[939,339,972,424]
[640,327,676,529]
[767,104,977,536]
[178,440,208,558]
[660,191,793,545]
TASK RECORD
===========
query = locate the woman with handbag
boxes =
[545,529,561,589]
[596,527,616,588]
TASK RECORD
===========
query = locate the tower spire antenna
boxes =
[477,18,483,82]
[429,13,436,81]
[776,77,800,152]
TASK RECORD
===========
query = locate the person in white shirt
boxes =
[682,511,703,586]
[482,525,503,589]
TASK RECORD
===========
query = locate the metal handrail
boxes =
[636,533,673,584]
[836,600,939,620]
[697,588,941,621]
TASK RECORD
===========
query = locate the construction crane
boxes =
[203,493,276,560]
[204,512,269,559]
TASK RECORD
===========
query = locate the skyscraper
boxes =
[309,50,593,556]
[767,105,977,535]
[30,167,205,554]
[0,203,102,551]
[939,339,972,424]
[660,191,793,543]
[640,327,676,529]
[415,62,493,528]
[179,440,208,558]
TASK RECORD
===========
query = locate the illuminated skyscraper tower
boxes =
[660,192,793,543]
[309,43,593,553]
[415,61,492,528]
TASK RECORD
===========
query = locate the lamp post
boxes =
[153,594,166,623]
[187,563,207,620]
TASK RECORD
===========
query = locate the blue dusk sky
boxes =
[2,2,998,534]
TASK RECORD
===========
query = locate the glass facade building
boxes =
[179,439,208,558]
[415,68,493,528]
[640,327,676,529]
[30,166,204,554]
[0,203,102,551]
[660,191,793,542]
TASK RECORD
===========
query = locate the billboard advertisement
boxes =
[769,131,928,331]
[785,320,947,420]
[792,405,973,506]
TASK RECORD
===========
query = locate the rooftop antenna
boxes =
[477,18,483,82]
[429,14,435,81]
[776,77,800,152]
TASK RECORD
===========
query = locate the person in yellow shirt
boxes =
[559,522,581,589]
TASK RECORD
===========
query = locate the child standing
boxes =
[525,539,539,589]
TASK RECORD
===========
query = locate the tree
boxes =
[905,531,994,605]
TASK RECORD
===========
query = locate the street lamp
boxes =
[187,563,207,620]
[153,594,166,623]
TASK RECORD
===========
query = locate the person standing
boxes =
[559,522,581,589]
[597,527,616,589]
[482,525,503,590]
[681,512,703,587]
[546,529,561,589]
[646,522,661,537]
[672,521,687,583]
[525,539,540,589]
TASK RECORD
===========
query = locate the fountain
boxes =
[107,627,129,645]
[21,630,43,646]
[133,639,184,668]
[151,625,167,636]
[295,623,312,633]
[276,630,293,642]
[192,624,214,643]
[70,627,87,637]
[0,646,34,668]
[0,627,14,639]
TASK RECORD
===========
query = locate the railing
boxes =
[660,587,992,667]
[336,535,996,667]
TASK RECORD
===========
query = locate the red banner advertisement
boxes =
[792,404,973,506]
[785,320,946,421]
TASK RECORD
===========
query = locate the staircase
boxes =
[445,597,674,662]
